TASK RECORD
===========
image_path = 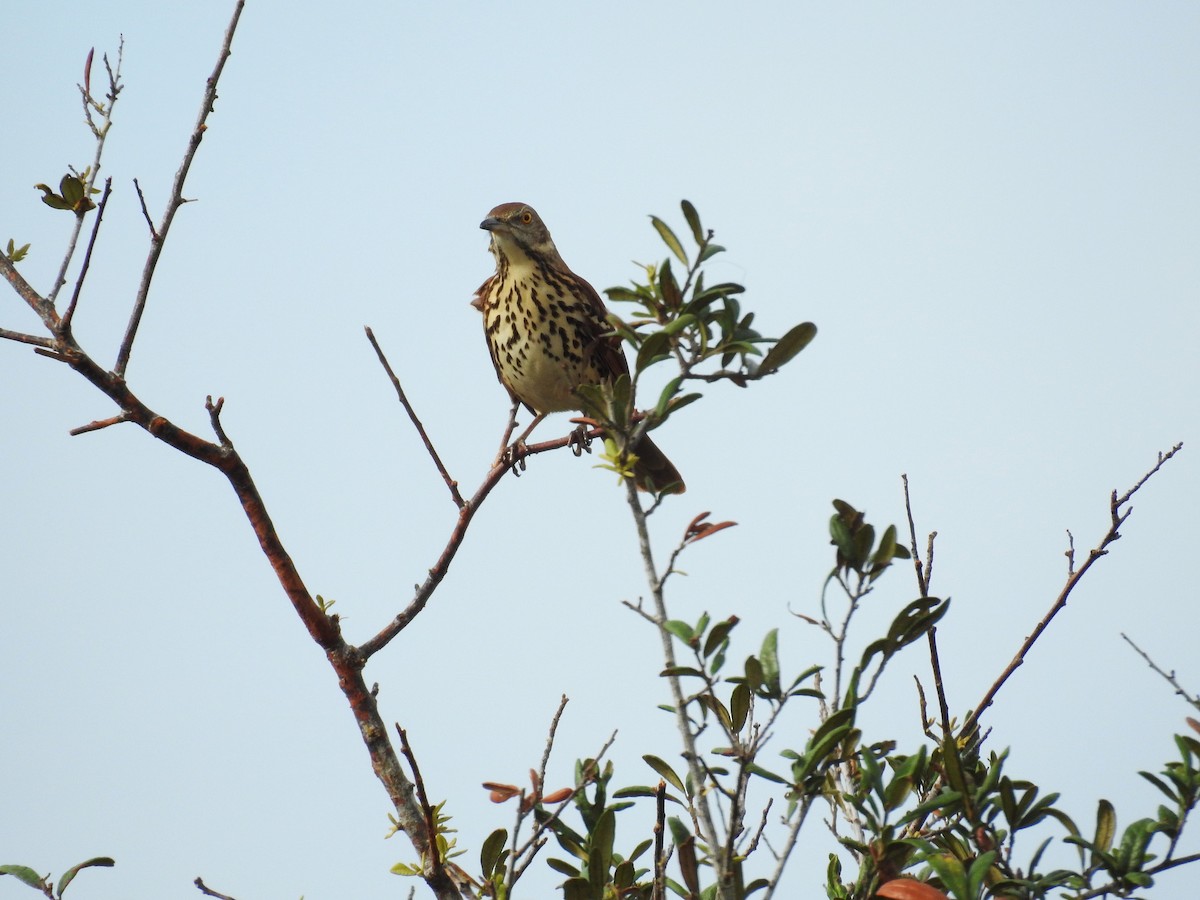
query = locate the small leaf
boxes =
[1094,798,1117,860]
[681,200,704,245]
[0,866,46,889]
[635,330,672,373]
[56,857,114,896]
[643,755,687,796]
[730,682,751,733]
[876,877,952,900]
[480,829,508,878]
[759,629,780,698]
[650,215,687,265]
[759,322,818,374]
[550,859,582,876]
[663,620,694,643]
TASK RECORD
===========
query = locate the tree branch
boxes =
[62,177,114,333]
[114,0,245,378]
[366,326,464,507]
[357,425,603,660]
[963,442,1183,738]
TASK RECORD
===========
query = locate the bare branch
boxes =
[115,0,245,377]
[62,177,114,332]
[396,726,444,873]
[964,442,1184,738]
[366,326,464,507]
[357,424,603,659]
[133,178,158,240]
[0,327,55,349]
[193,876,238,900]
[1122,633,1200,711]
[0,250,61,333]
[47,41,124,306]
[70,412,131,436]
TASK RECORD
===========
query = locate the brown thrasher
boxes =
[472,202,685,494]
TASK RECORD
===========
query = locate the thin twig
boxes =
[366,326,463,507]
[193,877,238,900]
[132,178,158,240]
[70,412,131,436]
[357,424,603,659]
[623,478,726,892]
[509,731,619,884]
[205,395,231,446]
[396,725,444,872]
[0,327,55,349]
[115,0,245,377]
[62,177,113,332]
[964,443,1183,738]
[1122,633,1200,711]
[653,781,667,900]
[537,694,570,792]
[48,41,123,306]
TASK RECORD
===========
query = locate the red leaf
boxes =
[875,878,951,900]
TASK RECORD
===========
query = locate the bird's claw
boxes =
[568,424,593,458]
[503,439,529,476]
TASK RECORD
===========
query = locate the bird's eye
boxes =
[520,211,533,224]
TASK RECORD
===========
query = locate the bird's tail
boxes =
[632,435,686,495]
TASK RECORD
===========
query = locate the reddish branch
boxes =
[0,5,472,897]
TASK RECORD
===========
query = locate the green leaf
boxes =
[5,240,31,262]
[654,376,684,420]
[56,857,114,897]
[744,655,764,692]
[480,828,508,878]
[60,174,84,205]
[746,762,788,784]
[662,312,697,336]
[0,866,45,889]
[730,682,751,733]
[658,258,682,310]
[698,242,725,263]
[759,322,817,374]
[1094,798,1117,860]
[681,200,704,245]
[643,755,687,796]
[663,620,694,643]
[635,330,671,374]
[703,617,737,659]
[759,629,780,698]
[589,808,616,892]
[650,215,688,265]
[967,850,998,898]
[661,665,705,679]
[548,857,581,877]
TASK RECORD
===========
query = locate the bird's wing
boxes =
[565,271,630,382]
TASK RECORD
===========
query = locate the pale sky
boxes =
[3,2,1198,898]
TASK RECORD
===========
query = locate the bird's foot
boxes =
[502,439,530,477]
[567,423,593,458]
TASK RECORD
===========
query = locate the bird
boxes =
[471,202,685,494]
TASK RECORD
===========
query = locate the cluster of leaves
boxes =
[0,858,113,899]
[576,201,816,491]
[476,499,1198,900]
[389,801,466,877]
[825,728,1200,899]
[33,171,98,215]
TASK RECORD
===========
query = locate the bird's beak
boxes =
[480,216,502,232]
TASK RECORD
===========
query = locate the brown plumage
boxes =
[472,202,685,494]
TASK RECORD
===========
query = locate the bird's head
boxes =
[480,202,563,264]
